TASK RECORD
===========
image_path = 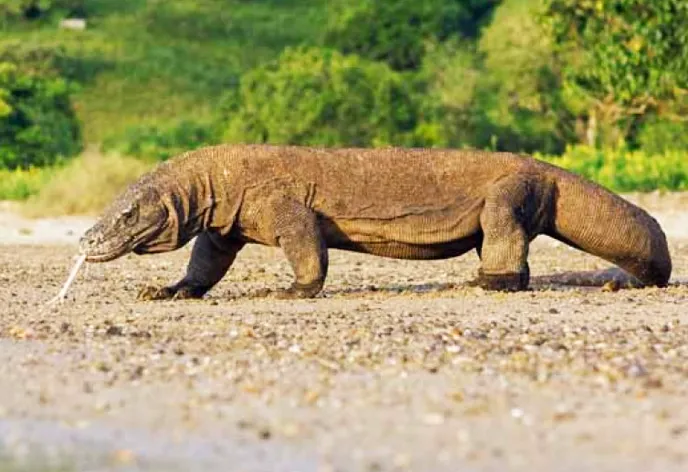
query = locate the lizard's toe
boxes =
[275,282,323,299]
[172,286,206,300]
[251,288,273,298]
[474,270,529,292]
[273,288,301,300]
[137,285,175,301]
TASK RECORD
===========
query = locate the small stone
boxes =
[280,422,301,438]
[510,408,524,419]
[643,377,663,389]
[449,391,465,402]
[111,449,136,465]
[552,407,576,422]
[627,363,647,378]
[105,325,123,336]
[303,390,320,405]
[423,412,445,425]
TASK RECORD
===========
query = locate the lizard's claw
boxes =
[275,282,322,299]
[171,286,206,300]
[252,282,322,299]
[138,284,206,300]
[468,270,529,292]
[273,288,302,300]
[137,285,175,301]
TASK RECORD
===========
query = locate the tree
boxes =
[420,0,574,153]
[220,47,427,148]
[475,0,574,153]
[323,0,499,71]
[0,60,81,169]
[545,0,688,146]
[0,0,85,21]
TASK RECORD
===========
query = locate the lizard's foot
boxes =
[171,285,208,300]
[137,285,176,301]
[274,281,323,299]
[470,270,529,292]
[137,284,207,301]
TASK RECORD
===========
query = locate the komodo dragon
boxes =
[79,144,672,299]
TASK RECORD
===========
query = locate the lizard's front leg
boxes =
[138,232,244,300]
[269,195,328,299]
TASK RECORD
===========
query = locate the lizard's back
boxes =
[204,145,546,252]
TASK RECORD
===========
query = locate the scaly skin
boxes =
[79,145,672,299]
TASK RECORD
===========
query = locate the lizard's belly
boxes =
[326,236,481,260]
[320,199,482,241]
[319,205,483,260]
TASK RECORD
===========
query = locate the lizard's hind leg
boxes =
[138,232,244,300]
[476,177,540,291]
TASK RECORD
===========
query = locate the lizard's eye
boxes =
[121,205,139,226]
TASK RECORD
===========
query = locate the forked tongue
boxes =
[47,253,87,305]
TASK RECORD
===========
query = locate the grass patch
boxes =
[22,150,151,217]
[538,146,688,192]
[0,0,328,143]
[0,166,53,200]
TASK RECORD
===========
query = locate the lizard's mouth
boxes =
[80,220,170,263]
[82,238,135,263]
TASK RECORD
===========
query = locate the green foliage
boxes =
[102,120,219,161]
[545,0,688,135]
[0,0,686,198]
[636,117,688,155]
[221,47,427,147]
[0,165,51,200]
[0,60,81,169]
[0,0,85,21]
[538,146,688,192]
[323,0,498,70]
[0,40,108,84]
[417,0,574,153]
[414,40,482,148]
[473,0,574,154]
[1,0,329,143]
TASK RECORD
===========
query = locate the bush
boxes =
[0,41,108,84]
[412,39,482,148]
[636,117,688,155]
[415,0,576,154]
[323,0,498,71]
[538,146,688,192]
[221,47,428,148]
[0,165,51,200]
[103,119,219,161]
[0,0,85,21]
[0,61,82,169]
[472,0,573,154]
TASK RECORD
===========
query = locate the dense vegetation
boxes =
[0,44,81,169]
[1,0,687,203]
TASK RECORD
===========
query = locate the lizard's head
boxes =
[80,184,173,262]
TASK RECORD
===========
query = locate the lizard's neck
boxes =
[167,161,242,241]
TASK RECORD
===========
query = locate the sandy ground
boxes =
[0,194,687,471]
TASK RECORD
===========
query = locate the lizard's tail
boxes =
[546,171,672,287]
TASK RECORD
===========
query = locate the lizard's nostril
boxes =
[79,236,94,249]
